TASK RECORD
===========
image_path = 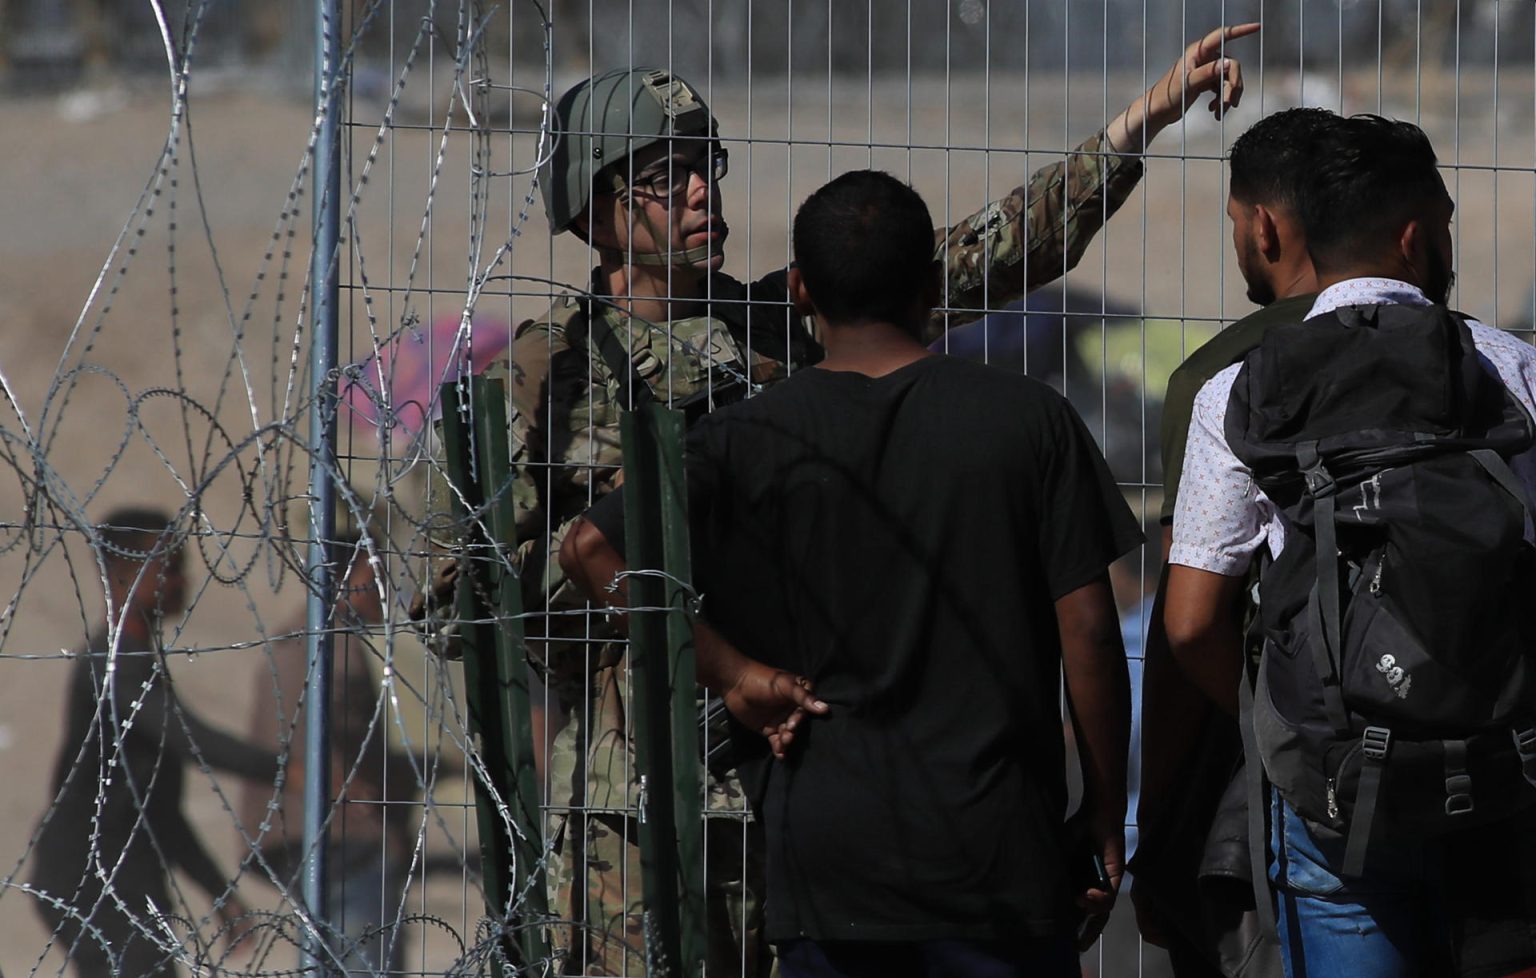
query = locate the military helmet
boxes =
[541,67,719,234]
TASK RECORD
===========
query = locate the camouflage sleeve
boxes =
[497,318,561,546]
[924,128,1145,343]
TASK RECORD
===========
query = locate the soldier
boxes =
[428,24,1257,976]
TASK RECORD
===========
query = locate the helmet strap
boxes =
[629,246,716,268]
[616,193,717,268]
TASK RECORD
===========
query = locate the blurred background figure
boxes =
[337,314,511,455]
[30,506,279,978]
[938,288,1187,486]
[239,533,419,975]
[336,313,513,559]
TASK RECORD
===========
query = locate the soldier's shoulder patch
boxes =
[946,198,1010,250]
[969,198,1008,231]
[516,296,586,338]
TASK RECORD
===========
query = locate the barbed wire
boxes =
[0,1,639,975]
[12,1,1534,976]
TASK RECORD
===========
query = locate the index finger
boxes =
[1194,22,1261,62]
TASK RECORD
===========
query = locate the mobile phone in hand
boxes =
[1084,851,1112,893]
[1074,848,1115,948]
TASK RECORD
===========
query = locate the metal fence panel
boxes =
[1,3,1533,977]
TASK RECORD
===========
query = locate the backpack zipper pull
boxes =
[1370,558,1384,595]
[1327,778,1340,820]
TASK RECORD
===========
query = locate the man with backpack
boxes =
[1133,107,1334,978]
[1164,112,1536,976]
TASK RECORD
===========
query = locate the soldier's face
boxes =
[591,140,729,271]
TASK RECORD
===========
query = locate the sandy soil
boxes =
[0,59,1533,976]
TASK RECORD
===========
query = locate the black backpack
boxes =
[1226,301,1536,878]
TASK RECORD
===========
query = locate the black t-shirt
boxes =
[589,355,1140,942]
[32,631,276,900]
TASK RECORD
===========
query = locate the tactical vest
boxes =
[558,267,821,418]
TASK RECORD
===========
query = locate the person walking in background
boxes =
[561,169,1140,977]
[239,533,419,975]
[30,507,279,978]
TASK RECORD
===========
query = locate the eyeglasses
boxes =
[614,147,729,198]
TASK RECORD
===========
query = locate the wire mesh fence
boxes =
[3,1,1536,976]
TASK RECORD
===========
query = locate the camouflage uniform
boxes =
[489,130,1146,976]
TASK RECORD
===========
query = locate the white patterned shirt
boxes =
[1169,278,1536,575]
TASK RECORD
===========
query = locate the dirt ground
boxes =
[1,59,1534,976]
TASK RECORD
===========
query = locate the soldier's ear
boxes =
[787,266,818,317]
[573,200,620,250]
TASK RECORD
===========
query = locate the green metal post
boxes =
[469,376,551,954]
[620,402,706,976]
[439,377,549,971]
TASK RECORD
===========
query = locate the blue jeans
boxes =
[777,936,1079,978]
[1269,790,1453,978]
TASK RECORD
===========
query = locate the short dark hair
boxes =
[96,506,177,563]
[792,170,935,327]
[327,529,365,574]
[1228,107,1341,211]
[1293,113,1449,272]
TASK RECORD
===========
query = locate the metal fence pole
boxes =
[301,0,342,972]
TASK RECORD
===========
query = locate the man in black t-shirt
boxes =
[562,171,1140,977]
[31,508,278,978]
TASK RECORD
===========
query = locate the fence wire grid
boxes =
[2,1,1535,977]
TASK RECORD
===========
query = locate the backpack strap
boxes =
[1443,738,1474,816]
[1297,441,1350,736]
[1470,448,1535,542]
[1341,725,1392,878]
[1238,662,1279,944]
[1469,448,1527,506]
[1514,728,1536,788]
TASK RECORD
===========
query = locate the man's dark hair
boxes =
[1293,113,1449,272]
[1228,107,1341,211]
[326,529,365,575]
[96,506,176,563]
[792,170,935,327]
